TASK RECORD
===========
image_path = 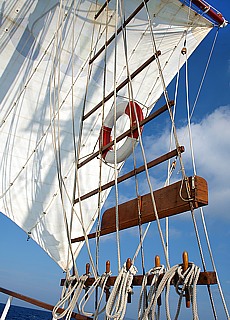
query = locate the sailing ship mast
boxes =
[0,0,229,319]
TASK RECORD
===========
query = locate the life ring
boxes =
[100,101,144,164]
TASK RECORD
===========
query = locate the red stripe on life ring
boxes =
[100,126,112,158]
[125,101,144,139]
[100,101,144,163]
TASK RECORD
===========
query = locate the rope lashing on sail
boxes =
[79,270,112,318]
[138,263,200,320]
[52,273,90,320]
[105,262,137,319]
[100,101,144,163]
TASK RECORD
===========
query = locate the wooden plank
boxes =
[61,271,217,287]
[0,287,92,320]
[72,176,208,243]
[74,146,184,203]
[101,175,208,232]
[85,271,216,286]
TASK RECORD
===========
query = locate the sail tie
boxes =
[106,262,137,319]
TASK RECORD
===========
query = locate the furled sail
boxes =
[0,0,214,270]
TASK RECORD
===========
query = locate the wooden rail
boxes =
[0,287,91,320]
[83,271,217,287]
[61,271,217,287]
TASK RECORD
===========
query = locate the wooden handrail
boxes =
[0,287,92,320]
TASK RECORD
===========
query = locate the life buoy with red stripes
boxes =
[100,101,144,164]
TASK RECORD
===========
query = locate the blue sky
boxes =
[0,1,230,319]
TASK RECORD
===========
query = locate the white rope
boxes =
[79,271,112,318]
[183,28,230,319]
[52,273,89,320]
[174,264,200,320]
[106,262,137,319]
[138,265,165,320]
[113,0,122,273]
[95,0,112,285]
[142,262,201,320]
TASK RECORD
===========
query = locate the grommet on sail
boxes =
[0,0,229,319]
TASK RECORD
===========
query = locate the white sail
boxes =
[0,0,213,270]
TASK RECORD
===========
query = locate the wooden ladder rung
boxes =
[91,0,150,63]
[74,146,184,203]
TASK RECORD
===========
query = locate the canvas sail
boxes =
[0,0,213,271]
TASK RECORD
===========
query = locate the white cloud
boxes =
[135,105,230,220]
[177,106,230,220]
[178,106,230,178]
[104,106,230,224]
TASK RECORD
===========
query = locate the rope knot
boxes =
[126,265,137,294]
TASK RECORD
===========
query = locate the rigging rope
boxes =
[106,262,137,319]
[79,270,112,318]
[50,0,78,275]
[52,273,90,320]
[113,0,122,273]
[183,28,230,319]
[139,262,200,320]
[116,0,147,275]
[138,265,165,320]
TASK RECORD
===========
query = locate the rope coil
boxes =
[79,271,112,318]
[138,265,165,320]
[106,262,137,319]
[52,273,90,320]
[137,262,200,320]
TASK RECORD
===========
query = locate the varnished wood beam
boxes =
[85,271,216,287]
[61,271,217,287]
[75,146,184,203]
[72,176,208,243]
[0,287,92,320]
[94,0,112,20]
